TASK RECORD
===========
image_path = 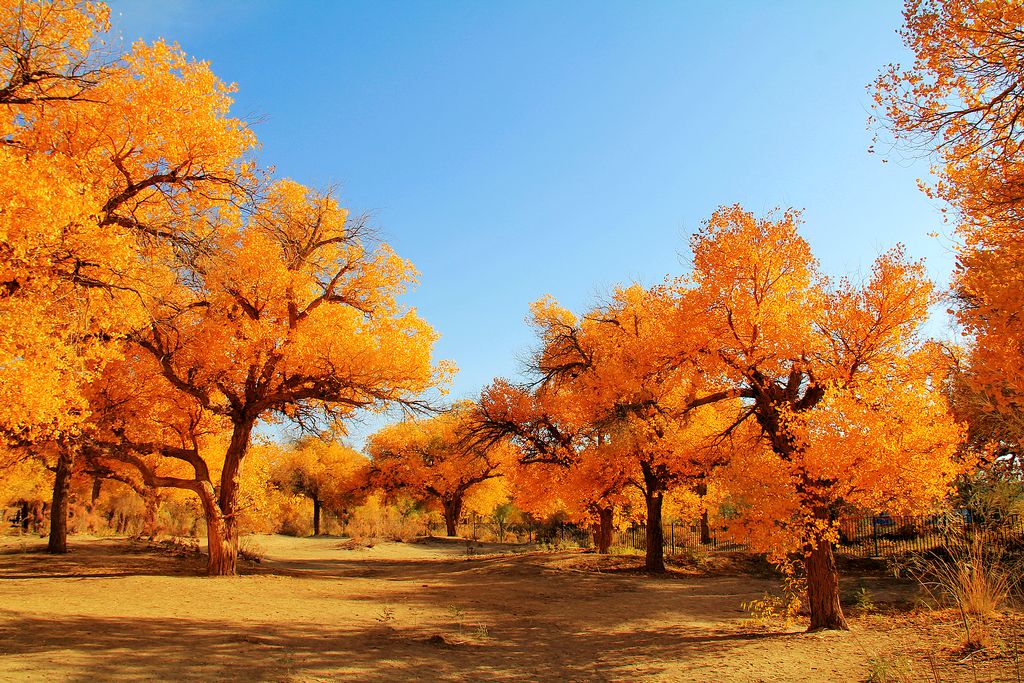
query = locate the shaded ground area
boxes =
[0,534,1020,682]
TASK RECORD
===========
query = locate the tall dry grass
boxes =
[911,537,1022,649]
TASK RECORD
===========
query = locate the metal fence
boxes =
[614,513,1024,558]
[461,512,1024,559]
[835,513,1024,558]
[618,521,750,554]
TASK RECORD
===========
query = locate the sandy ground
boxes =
[0,534,1020,682]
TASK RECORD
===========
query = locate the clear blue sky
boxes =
[106,1,954,446]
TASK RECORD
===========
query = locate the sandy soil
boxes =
[0,534,1020,682]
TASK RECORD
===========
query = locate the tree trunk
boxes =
[804,538,849,631]
[312,496,321,536]
[695,482,712,545]
[699,510,712,545]
[442,497,462,537]
[142,486,160,539]
[597,506,614,554]
[644,492,665,572]
[199,484,236,576]
[205,508,236,577]
[640,461,667,572]
[203,419,253,576]
[90,478,103,508]
[47,448,74,554]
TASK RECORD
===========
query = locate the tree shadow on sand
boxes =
[0,610,803,682]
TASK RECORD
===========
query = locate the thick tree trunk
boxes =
[641,461,666,572]
[442,497,462,537]
[47,448,74,554]
[90,478,103,508]
[597,506,614,554]
[312,496,321,536]
[199,484,236,576]
[644,493,665,572]
[205,507,237,577]
[804,539,849,631]
[202,419,253,576]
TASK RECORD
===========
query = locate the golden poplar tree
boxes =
[368,402,513,537]
[873,0,1024,459]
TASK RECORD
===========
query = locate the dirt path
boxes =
[0,534,1013,682]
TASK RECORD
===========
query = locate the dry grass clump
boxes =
[865,654,914,683]
[910,537,1022,650]
[238,536,266,563]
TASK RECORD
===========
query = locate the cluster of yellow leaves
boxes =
[0,0,257,442]
[505,454,639,526]
[0,450,50,504]
[873,0,1024,446]
[367,402,516,522]
[143,179,447,432]
[271,437,369,513]
[687,206,963,556]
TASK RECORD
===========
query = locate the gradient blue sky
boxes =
[106,1,953,445]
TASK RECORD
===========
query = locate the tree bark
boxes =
[699,510,712,546]
[644,492,665,572]
[203,419,254,576]
[312,496,321,536]
[640,461,667,572]
[90,478,103,508]
[47,448,74,554]
[142,486,160,539]
[804,538,849,631]
[597,506,614,554]
[695,482,712,545]
[199,484,236,576]
[442,497,463,537]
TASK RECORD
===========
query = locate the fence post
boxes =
[872,518,879,557]
[670,521,675,555]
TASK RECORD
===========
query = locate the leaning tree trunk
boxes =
[597,506,614,554]
[47,448,74,554]
[442,497,463,537]
[804,537,849,631]
[312,496,321,536]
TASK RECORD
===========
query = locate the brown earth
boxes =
[0,534,1020,682]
